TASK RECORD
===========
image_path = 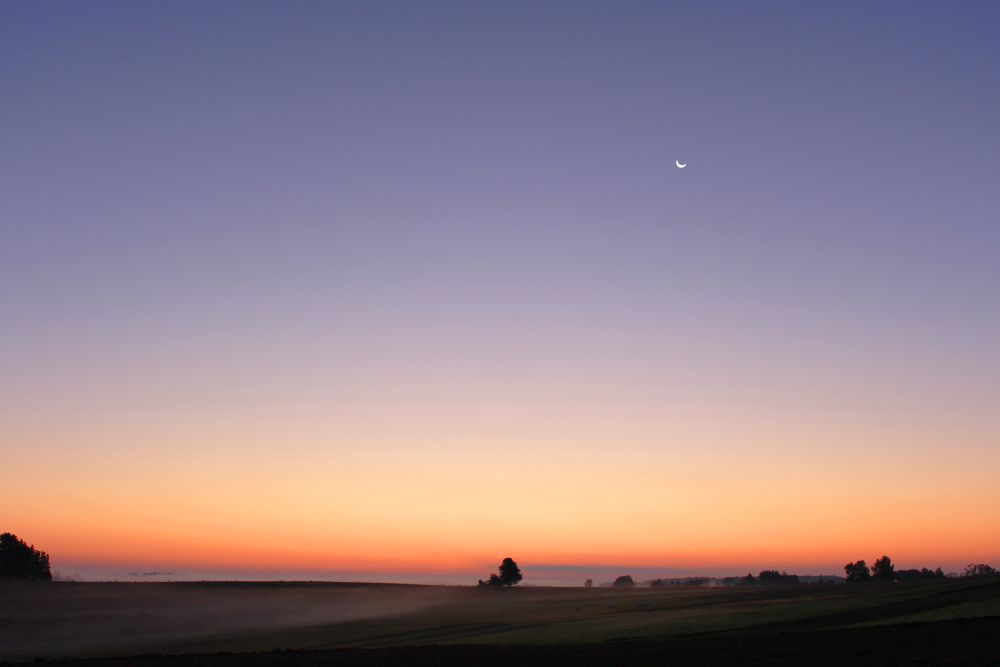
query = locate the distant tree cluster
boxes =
[757,570,800,585]
[844,560,871,582]
[895,567,945,581]
[716,571,797,586]
[584,556,978,590]
[478,558,522,588]
[606,558,965,589]
[650,574,774,588]
[845,556,896,582]
[844,555,949,583]
[0,533,51,581]
[649,579,680,588]
[964,563,996,577]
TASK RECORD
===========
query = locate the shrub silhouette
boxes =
[477,573,503,587]
[0,533,52,581]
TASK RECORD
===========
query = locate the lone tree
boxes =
[844,560,870,582]
[613,575,636,588]
[498,557,523,586]
[871,555,895,581]
[479,557,522,587]
[0,533,52,581]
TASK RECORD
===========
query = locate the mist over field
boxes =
[0,582,458,660]
[3,578,999,664]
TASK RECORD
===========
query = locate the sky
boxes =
[2,1,999,584]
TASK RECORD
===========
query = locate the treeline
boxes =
[600,571,825,588]
[844,555,949,582]
[646,570,805,588]
[0,533,52,581]
[598,556,999,588]
[844,555,996,582]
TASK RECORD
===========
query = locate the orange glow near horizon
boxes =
[8,413,999,577]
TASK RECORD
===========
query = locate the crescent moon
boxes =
[675,160,687,169]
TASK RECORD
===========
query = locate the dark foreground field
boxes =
[2,577,999,665]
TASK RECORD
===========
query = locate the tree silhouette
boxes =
[479,558,522,587]
[613,575,635,588]
[498,557,523,586]
[584,578,593,588]
[844,560,870,582]
[871,555,895,581]
[758,570,799,585]
[896,567,945,581]
[964,563,996,577]
[0,533,52,581]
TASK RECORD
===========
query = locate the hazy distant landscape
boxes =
[3,577,999,664]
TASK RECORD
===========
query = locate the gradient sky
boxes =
[2,1,999,583]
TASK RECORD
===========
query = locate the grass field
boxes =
[2,577,998,664]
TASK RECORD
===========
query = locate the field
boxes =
[2,577,999,665]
